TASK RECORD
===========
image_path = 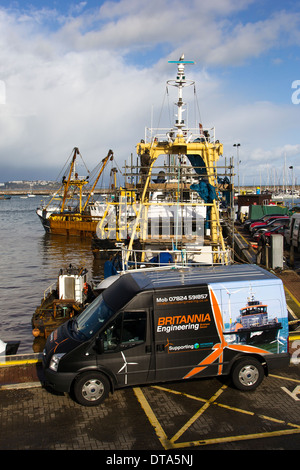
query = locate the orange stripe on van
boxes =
[184,288,270,380]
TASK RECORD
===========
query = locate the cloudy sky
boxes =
[0,0,299,187]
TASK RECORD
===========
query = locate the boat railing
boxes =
[144,126,216,145]
[116,245,231,272]
[43,281,57,300]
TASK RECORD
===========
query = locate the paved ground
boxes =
[1,362,300,451]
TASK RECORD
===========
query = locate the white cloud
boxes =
[0,0,299,184]
[206,10,300,65]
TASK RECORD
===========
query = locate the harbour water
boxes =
[0,196,104,353]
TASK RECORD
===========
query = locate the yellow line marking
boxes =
[170,384,227,444]
[213,401,254,416]
[269,374,300,383]
[133,387,172,450]
[173,427,300,448]
[287,422,300,429]
[258,415,288,425]
[0,358,41,367]
[154,385,255,416]
[135,373,300,449]
[152,385,207,403]
[284,286,300,308]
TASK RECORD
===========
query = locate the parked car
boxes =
[261,226,286,244]
[285,213,300,251]
[253,224,287,243]
[252,218,290,238]
[244,214,284,231]
[249,215,289,233]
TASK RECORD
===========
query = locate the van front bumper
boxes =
[44,367,76,393]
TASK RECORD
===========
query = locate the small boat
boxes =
[231,288,282,345]
[0,195,11,200]
[31,264,97,344]
[0,338,20,356]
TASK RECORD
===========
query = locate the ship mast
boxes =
[60,147,88,214]
[167,55,195,137]
[82,149,113,211]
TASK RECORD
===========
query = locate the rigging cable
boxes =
[153,86,169,140]
[193,84,203,128]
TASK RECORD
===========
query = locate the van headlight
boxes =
[49,353,65,372]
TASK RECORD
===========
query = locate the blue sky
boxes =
[0,0,299,187]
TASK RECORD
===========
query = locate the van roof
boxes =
[128,264,278,289]
[103,264,280,312]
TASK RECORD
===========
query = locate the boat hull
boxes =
[5,341,20,355]
[234,323,282,345]
[38,214,101,237]
[49,219,99,237]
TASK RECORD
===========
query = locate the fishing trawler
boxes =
[32,265,96,351]
[231,288,282,345]
[36,147,114,237]
[92,56,233,268]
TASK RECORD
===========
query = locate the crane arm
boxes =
[83,149,113,211]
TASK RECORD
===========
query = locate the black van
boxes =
[43,264,289,406]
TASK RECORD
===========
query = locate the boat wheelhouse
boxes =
[239,294,269,329]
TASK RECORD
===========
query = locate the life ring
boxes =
[32,328,41,337]
[83,282,88,294]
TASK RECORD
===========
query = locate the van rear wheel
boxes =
[231,358,264,391]
[73,372,110,406]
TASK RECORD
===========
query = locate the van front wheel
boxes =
[73,371,110,406]
[231,358,264,391]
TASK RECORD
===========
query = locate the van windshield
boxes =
[71,294,114,340]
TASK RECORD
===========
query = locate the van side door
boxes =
[154,286,220,382]
[97,309,154,387]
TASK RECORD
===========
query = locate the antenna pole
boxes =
[167,57,195,136]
